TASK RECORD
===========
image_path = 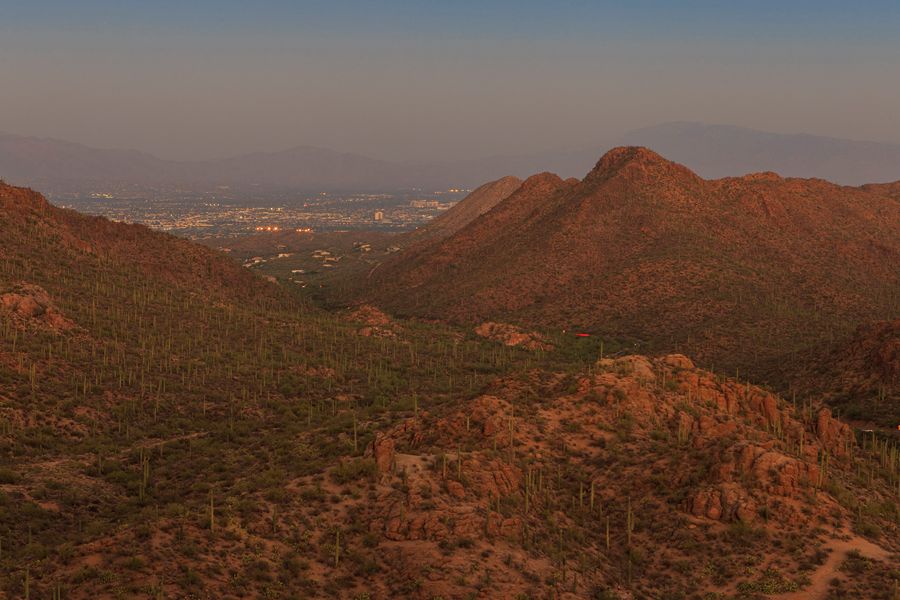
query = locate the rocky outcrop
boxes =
[348,305,396,337]
[365,432,396,475]
[689,483,756,522]
[815,408,854,456]
[316,346,888,600]
[1,283,76,331]
[474,322,552,351]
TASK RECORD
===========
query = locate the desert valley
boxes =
[1,144,898,599]
[3,2,900,598]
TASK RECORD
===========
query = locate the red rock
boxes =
[446,480,465,499]
[365,432,396,475]
[689,484,755,523]
[474,322,553,351]
[0,283,76,331]
[662,354,695,370]
[815,408,853,456]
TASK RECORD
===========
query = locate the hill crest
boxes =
[362,147,900,387]
[0,180,278,303]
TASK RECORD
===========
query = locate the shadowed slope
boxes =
[796,319,900,427]
[405,175,523,243]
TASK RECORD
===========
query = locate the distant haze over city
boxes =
[3,1,900,165]
[3,3,900,599]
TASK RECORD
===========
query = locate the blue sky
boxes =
[2,1,899,160]
[6,1,899,38]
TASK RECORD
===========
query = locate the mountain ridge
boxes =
[5,122,900,193]
[0,179,278,302]
[1,177,898,599]
[403,175,524,243]
[363,146,900,388]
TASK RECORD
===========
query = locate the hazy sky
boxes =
[2,1,899,161]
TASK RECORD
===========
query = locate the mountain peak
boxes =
[517,171,566,193]
[584,146,701,186]
[495,175,524,186]
[0,179,50,215]
[598,145,668,166]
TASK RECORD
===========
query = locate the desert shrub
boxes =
[331,458,377,484]
[854,519,882,539]
[0,467,21,484]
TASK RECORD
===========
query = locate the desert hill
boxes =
[347,353,898,598]
[0,180,276,304]
[1,182,897,598]
[0,183,516,598]
[405,175,523,243]
[365,147,900,389]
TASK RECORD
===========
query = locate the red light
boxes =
[575,333,590,337]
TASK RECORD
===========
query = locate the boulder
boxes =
[365,432,396,475]
[0,283,75,331]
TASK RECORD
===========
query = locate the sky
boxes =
[2,1,899,161]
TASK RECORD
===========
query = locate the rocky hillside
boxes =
[365,147,900,389]
[341,353,898,598]
[862,181,900,201]
[796,319,900,427]
[0,180,276,304]
[0,183,516,598]
[1,182,897,599]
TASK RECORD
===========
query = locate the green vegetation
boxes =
[1,189,897,599]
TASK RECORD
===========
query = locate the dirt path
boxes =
[777,531,890,599]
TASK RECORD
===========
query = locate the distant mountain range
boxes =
[3,123,900,194]
[619,123,900,185]
[0,133,410,193]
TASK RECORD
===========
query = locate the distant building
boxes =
[374,210,384,222]
[410,199,440,208]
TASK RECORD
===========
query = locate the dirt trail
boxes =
[777,531,890,599]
